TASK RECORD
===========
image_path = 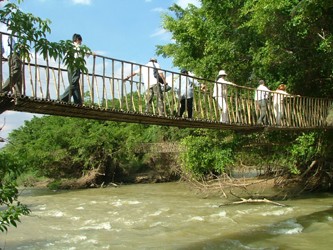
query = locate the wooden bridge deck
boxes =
[0,93,265,131]
[1,93,330,132]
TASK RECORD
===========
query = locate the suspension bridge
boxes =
[1,32,332,132]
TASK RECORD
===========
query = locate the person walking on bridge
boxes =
[173,69,204,118]
[213,70,236,123]
[1,35,23,96]
[255,80,271,125]
[60,33,83,106]
[124,58,167,116]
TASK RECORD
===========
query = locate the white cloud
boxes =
[175,0,201,8]
[150,28,172,42]
[152,7,164,13]
[71,0,92,5]
[150,28,167,38]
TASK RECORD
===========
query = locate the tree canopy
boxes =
[157,0,333,96]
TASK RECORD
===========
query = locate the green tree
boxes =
[0,0,92,231]
[4,115,185,184]
[0,0,91,73]
[157,0,333,95]
[0,151,30,232]
[179,130,235,178]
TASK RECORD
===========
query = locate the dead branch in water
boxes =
[219,198,286,207]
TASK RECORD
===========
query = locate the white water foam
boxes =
[261,207,293,216]
[71,216,81,221]
[210,210,227,218]
[268,219,303,235]
[80,221,112,231]
[46,209,65,217]
[187,216,205,222]
[36,204,47,211]
[111,199,123,207]
[149,210,164,216]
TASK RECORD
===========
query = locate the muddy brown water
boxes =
[1,182,333,249]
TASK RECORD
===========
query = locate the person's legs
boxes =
[61,68,81,104]
[187,98,193,118]
[217,97,229,122]
[275,103,281,125]
[257,99,268,124]
[72,84,82,105]
[72,69,82,105]
[61,86,70,102]
[179,98,186,117]
[154,84,164,116]
[145,87,154,113]
[221,97,229,123]
[61,68,73,102]
[2,54,22,95]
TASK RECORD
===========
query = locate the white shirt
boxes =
[134,61,161,90]
[273,89,289,105]
[255,84,270,101]
[213,77,235,98]
[173,74,199,99]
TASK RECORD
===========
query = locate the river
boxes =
[1,182,333,250]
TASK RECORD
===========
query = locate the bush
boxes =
[179,135,234,178]
[0,151,30,232]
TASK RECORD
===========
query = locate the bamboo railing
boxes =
[1,32,333,129]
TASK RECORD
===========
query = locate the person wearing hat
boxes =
[213,70,236,123]
[173,69,204,118]
[124,57,167,116]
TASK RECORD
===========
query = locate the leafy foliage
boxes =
[157,0,333,96]
[0,151,30,232]
[179,130,234,178]
[0,0,91,73]
[3,115,188,181]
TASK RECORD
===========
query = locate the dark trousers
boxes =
[61,68,82,105]
[146,84,164,115]
[180,98,193,118]
[1,53,22,95]
[257,99,268,124]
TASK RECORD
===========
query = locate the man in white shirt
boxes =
[213,70,236,123]
[173,69,203,118]
[255,80,270,125]
[124,58,167,116]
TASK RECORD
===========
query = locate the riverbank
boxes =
[21,171,308,201]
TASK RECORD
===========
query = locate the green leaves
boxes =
[158,0,333,96]
[0,1,91,74]
[0,151,31,232]
[179,131,235,178]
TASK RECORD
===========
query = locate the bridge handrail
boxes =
[1,31,333,129]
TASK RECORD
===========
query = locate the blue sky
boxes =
[18,0,200,70]
[0,0,200,145]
